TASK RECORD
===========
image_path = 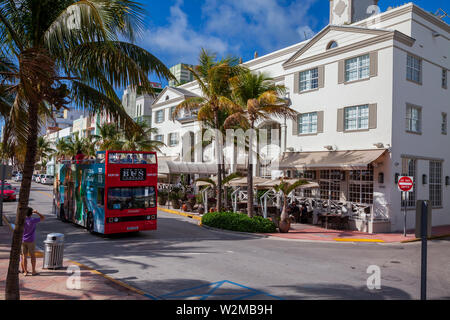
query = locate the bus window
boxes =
[140,153,156,164]
[109,153,122,164]
[107,187,156,210]
[97,188,105,206]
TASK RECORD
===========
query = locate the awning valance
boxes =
[279,149,387,171]
[159,161,218,175]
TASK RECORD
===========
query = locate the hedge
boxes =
[201,211,277,233]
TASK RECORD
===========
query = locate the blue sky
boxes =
[140,0,449,86]
[0,1,448,133]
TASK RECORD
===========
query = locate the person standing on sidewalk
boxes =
[20,208,45,276]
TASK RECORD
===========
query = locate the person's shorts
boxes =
[21,242,36,256]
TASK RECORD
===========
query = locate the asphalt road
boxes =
[3,181,450,300]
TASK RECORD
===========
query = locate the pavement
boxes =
[158,206,450,244]
[1,184,449,300]
[0,217,146,300]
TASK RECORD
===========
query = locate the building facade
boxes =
[153,1,449,233]
[169,63,195,87]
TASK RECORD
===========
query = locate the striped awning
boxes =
[279,149,387,170]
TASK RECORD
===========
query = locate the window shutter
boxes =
[369,104,378,129]
[318,65,325,88]
[317,111,324,133]
[294,72,299,94]
[370,51,378,77]
[338,60,345,84]
[292,115,299,136]
[337,108,344,132]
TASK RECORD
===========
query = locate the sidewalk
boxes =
[267,224,450,243]
[0,220,146,300]
[159,207,450,244]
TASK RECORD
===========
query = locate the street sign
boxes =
[398,176,414,192]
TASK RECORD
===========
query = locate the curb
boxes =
[400,234,450,243]
[158,207,203,225]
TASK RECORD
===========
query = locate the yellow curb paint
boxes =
[334,238,385,243]
[400,234,450,243]
[158,207,202,222]
[66,259,147,296]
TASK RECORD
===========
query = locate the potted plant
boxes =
[273,178,309,233]
[169,189,182,210]
[158,190,168,206]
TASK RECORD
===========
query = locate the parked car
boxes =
[39,174,46,183]
[41,175,54,185]
[14,173,23,182]
[32,174,39,182]
[1,184,16,202]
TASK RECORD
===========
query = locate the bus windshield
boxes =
[107,186,156,210]
[108,153,156,165]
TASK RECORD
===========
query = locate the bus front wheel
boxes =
[86,212,95,233]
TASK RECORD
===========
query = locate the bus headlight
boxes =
[146,215,151,220]
[113,218,119,223]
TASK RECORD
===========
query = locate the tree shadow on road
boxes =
[271,283,412,300]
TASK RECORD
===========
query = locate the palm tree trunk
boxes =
[247,162,254,218]
[5,102,39,300]
[214,110,222,212]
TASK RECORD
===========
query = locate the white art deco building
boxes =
[151,0,450,233]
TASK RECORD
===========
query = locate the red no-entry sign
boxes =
[398,176,414,192]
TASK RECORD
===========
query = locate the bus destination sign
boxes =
[120,168,146,181]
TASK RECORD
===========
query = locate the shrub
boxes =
[202,211,277,233]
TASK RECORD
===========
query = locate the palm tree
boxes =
[121,119,165,152]
[94,122,122,151]
[1,0,174,300]
[53,138,70,161]
[221,71,298,217]
[173,49,245,212]
[273,179,309,232]
[36,136,55,164]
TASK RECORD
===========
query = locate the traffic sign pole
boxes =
[398,176,414,237]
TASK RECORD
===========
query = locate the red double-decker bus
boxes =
[53,151,158,234]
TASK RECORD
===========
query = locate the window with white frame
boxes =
[429,161,442,207]
[155,110,164,123]
[344,105,369,131]
[345,54,370,82]
[349,168,374,204]
[169,106,176,120]
[319,170,341,201]
[407,54,422,83]
[299,68,318,92]
[298,112,318,134]
[154,134,164,142]
[406,105,421,133]
[443,69,448,89]
[442,113,447,135]
[168,133,179,146]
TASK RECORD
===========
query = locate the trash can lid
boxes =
[46,233,64,242]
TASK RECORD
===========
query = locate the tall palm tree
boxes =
[0,0,174,300]
[94,122,122,151]
[36,136,55,164]
[121,119,165,152]
[222,71,298,217]
[53,138,70,160]
[173,49,245,212]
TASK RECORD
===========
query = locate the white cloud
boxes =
[202,0,319,51]
[141,0,233,65]
[140,0,319,66]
